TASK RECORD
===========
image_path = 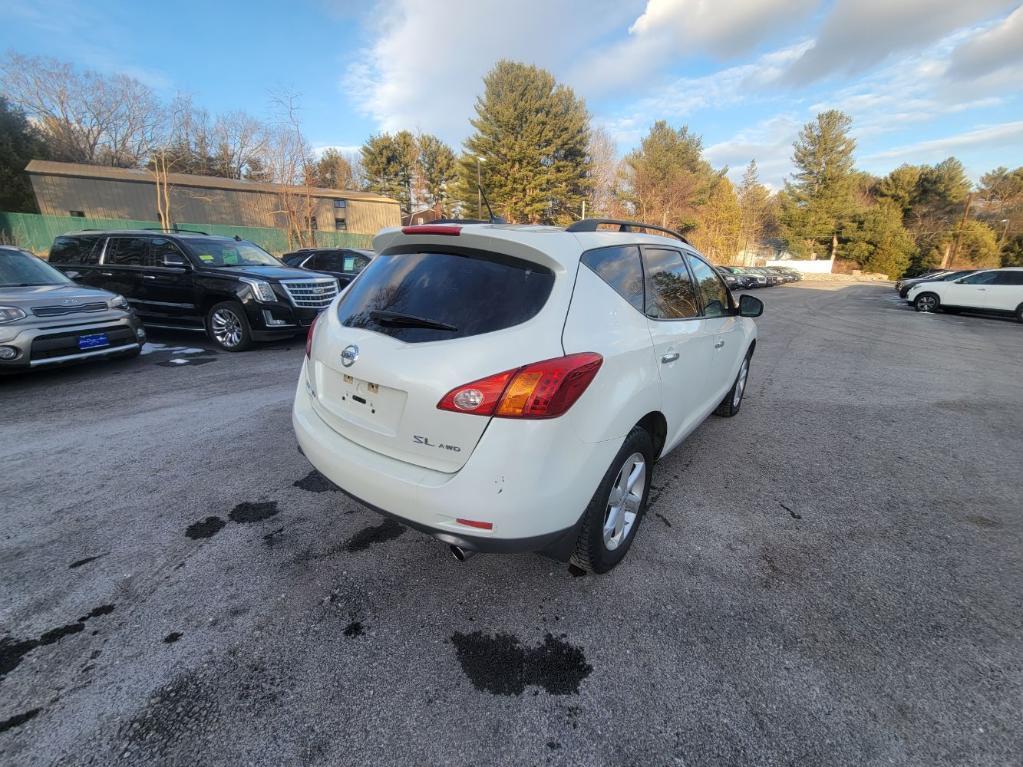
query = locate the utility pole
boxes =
[476,156,483,220]
[944,193,973,269]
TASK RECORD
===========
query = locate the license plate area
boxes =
[315,367,406,436]
[78,333,109,350]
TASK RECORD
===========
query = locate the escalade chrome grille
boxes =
[281,279,339,309]
[32,302,108,317]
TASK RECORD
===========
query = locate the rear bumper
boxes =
[292,361,619,557]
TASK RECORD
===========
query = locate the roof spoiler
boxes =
[566,218,690,245]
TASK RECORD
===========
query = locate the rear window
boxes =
[337,248,554,343]
[49,235,100,264]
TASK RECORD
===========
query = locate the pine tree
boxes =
[361,131,419,216]
[841,200,916,278]
[457,61,591,223]
[737,160,770,259]
[780,110,857,258]
[417,134,457,216]
[313,148,355,190]
[0,96,47,212]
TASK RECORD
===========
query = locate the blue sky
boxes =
[2,0,1021,189]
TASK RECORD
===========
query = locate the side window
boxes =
[148,238,188,267]
[105,237,148,266]
[641,248,700,319]
[989,271,1023,286]
[686,253,730,318]
[960,271,998,285]
[313,252,343,271]
[580,245,644,313]
[49,236,99,264]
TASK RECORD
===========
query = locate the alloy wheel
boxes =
[603,452,646,551]
[211,308,243,348]
[917,295,937,312]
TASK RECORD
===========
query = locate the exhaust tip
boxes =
[450,545,476,562]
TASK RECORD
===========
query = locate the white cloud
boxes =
[343,0,634,145]
[784,0,1014,84]
[571,0,815,93]
[704,115,802,189]
[863,121,1023,162]
[947,5,1023,79]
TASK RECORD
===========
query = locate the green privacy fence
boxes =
[0,212,374,257]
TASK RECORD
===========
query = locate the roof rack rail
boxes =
[431,218,490,225]
[565,218,690,245]
[139,227,210,235]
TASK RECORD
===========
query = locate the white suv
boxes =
[908,267,1023,321]
[293,220,762,572]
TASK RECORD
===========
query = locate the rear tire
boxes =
[1016,304,1023,324]
[714,349,752,417]
[206,301,253,351]
[914,293,940,313]
[570,427,654,574]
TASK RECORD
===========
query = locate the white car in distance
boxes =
[908,267,1023,322]
[293,219,762,573]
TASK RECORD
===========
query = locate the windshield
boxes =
[0,249,72,287]
[183,238,280,267]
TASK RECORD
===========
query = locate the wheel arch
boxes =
[635,411,667,460]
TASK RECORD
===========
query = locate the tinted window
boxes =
[581,245,644,313]
[959,271,999,285]
[49,236,100,264]
[312,252,343,272]
[991,271,1023,286]
[282,253,308,266]
[686,253,730,317]
[642,248,699,319]
[344,254,370,273]
[337,249,554,343]
[148,238,188,267]
[105,237,148,266]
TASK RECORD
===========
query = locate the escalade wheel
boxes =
[207,301,253,352]
[570,427,653,574]
[914,293,940,313]
[714,349,752,417]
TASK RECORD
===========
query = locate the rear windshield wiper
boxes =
[369,309,458,332]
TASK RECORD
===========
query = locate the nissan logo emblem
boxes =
[340,344,359,367]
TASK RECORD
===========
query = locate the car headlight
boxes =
[109,295,130,311]
[0,306,27,324]
[242,278,277,303]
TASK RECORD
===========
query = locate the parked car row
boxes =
[895,269,976,298]
[906,267,1023,322]
[0,233,377,372]
[716,265,802,288]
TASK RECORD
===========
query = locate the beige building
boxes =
[25,160,400,235]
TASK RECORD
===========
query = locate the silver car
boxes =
[0,245,146,372]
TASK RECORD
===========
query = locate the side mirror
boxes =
[163,253,188,268]
[739,293,763,318]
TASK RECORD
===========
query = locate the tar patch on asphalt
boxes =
[163,632,183,644]
[293,470,340,493]
[343,621,365,638]
[69,554,105,569]
[449,632,592,696]
[185,516,226,539]
[0,707,41,734]
[966,514,1001,529]
[0,605,115,682]
[228,501,280,524]
[344,518,405,552]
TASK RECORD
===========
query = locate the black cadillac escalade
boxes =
[49,230,339,351]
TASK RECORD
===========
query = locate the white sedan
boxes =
[908,268,1023,322]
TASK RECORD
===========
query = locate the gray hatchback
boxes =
[0,246,146,372]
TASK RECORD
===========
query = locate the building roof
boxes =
[25,160,399,206]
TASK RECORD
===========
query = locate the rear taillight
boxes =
[306,313,319,357]
[437,353,602,419]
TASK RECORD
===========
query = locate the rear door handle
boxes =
[101,271,114,276]
[142,275,156,280]
[660,352,679,363]
[714,340,725,349]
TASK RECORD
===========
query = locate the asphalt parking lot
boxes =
[2,281,1021,766]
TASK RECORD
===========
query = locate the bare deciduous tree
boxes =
[2,53,163,167]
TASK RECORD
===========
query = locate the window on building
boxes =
[333,199,347,209]
[335,218,347,231]
[69,210,85,218]
[306,216,318,231]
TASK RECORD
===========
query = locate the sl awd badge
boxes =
[340,344,359,367]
